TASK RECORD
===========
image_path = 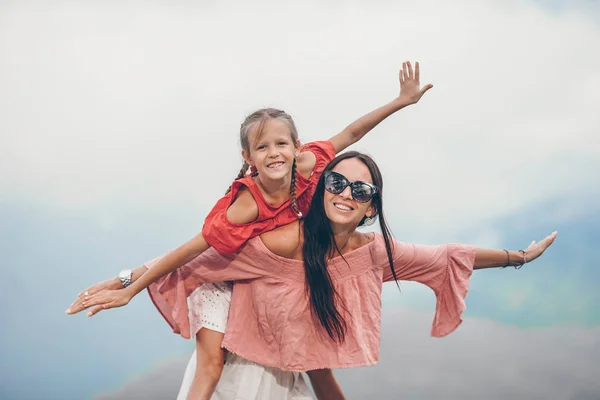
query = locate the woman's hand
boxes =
[68,287,134,317]
[397,61,433,106]
[523,231,558,264]
[474,231,558,270]
[66,277,123,315]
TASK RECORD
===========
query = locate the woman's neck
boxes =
[331,224,360,255]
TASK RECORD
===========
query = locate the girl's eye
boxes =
[256,145,265,150]
[278,142,287,146]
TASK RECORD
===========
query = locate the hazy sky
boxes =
[96,308,600,400]
[1,1,599,399]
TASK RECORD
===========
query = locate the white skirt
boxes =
[177,282,312,399]
[177,351,313,400]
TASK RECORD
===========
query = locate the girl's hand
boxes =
[523,231,558,264]
[397,61,433,105]
[66,277,123,315]
[66,287,133,317]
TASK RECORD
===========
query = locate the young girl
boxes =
[67,61,433,399]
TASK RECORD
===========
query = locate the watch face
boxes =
[118,270,131,279]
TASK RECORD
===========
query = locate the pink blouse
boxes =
[147,235,476,371]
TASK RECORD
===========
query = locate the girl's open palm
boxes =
[398,61,433,105]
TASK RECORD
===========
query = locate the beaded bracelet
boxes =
[502,249,528,269]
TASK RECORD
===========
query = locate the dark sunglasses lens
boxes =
[352,184,374,202]
[325,172,347,194]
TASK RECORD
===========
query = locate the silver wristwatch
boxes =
[118,269,133,288]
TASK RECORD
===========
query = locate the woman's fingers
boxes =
[68,279,123,315]
[66,299,82,314]
[67,292,97,314]
[524,231,558,263]
[70,291,107,313]
[541,231,558,249]
[88,303,110,317]
[78,283,98,297]
[84,292,108,308]
[533,231,557,251]
[72,284,101,313]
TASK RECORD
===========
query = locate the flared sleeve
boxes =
[145,245,267,339]
[381,242,476,337]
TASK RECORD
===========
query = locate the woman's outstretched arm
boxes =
[473,231,558,269]
[382,231,557,337]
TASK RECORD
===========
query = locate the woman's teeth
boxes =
[334,203,353,211]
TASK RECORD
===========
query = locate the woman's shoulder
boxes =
[355,231,378,247]
[259,222,303,260]
[347,232,390,263]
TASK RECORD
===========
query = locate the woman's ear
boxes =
[366,206,377,218]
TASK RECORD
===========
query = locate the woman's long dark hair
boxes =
[302,151,398,343]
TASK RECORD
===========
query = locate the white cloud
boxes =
[0,1,598,229]
[95,307,600,399]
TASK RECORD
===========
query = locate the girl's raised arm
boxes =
[328,61,433,154]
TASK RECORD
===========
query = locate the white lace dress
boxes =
[175,282,313,399]
[188,282,232,334]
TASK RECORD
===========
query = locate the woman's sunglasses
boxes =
[323,170,379,203]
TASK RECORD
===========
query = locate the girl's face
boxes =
[243,118,299,183]
[323,158,376,229]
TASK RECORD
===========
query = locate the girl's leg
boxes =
[306,368,346,400]
[186,328,226,400]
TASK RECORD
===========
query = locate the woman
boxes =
[67,61,432,400]
[70,151,556,398]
